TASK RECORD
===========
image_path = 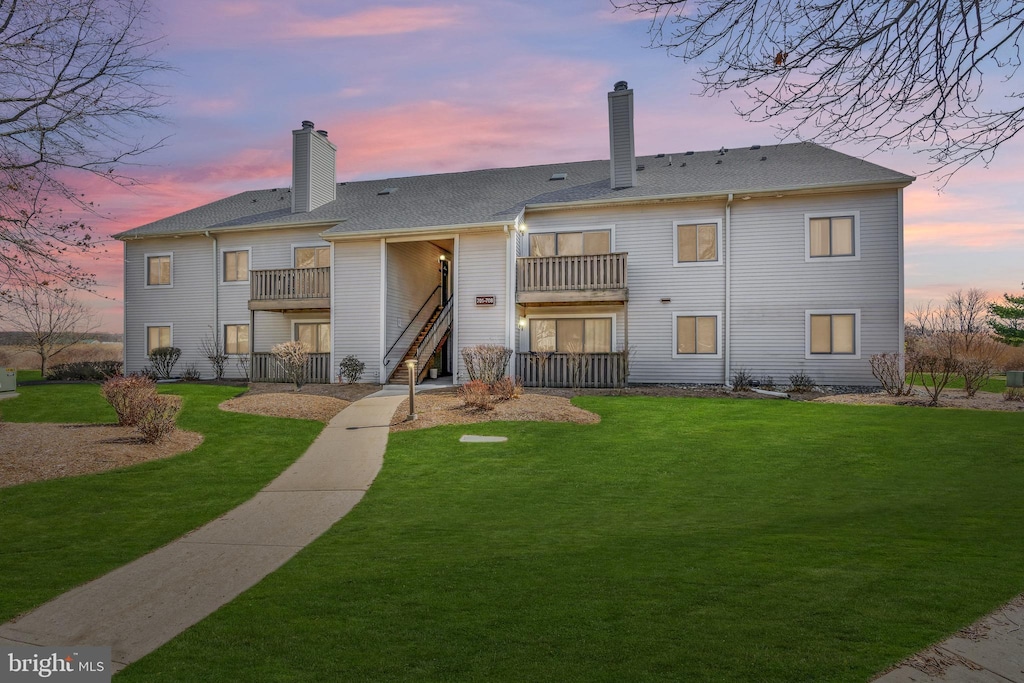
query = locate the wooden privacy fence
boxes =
[250,267,330,301]
[251,352,331,384]
[516,253,627,292]
[515,352,628,388]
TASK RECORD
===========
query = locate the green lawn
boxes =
[0,383,323,624]
[118,397,1024,682]
[923,373,1006,393]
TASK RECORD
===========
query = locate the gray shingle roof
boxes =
[114,142,914,240]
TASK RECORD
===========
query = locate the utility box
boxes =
[0,367,15,393]
[1007,371,1024,388]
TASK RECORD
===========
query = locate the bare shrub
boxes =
[101,375,157,427]
[908,349,960,407]
[338,355,365,384]
[135,395,181,444]
[236,355,250,381]
[1004,387,1024,402]
[180,363,202,382]
[869,353,914,396]
[272,340,308,391]
[565,343,586,390]
[731,368,753,390]
[788,372,816,392]
[492,376,523,401]
[461,344,512,384]
[199,327,227,380]
[960,337,1007,398]
[459,379,494,411]
[148,346,181,379]
[757,375,776,391]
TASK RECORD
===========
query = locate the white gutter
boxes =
[205,230,218,376]
[322,221,509,242]
[724,193,733,388]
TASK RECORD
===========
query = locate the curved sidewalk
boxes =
[0,391,407,673]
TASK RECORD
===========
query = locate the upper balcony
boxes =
[249,267,330,311]
[516,252,628,304]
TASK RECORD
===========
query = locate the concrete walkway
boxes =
[874,595,1024,682]
[0,391,407,673]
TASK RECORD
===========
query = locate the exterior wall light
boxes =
[518,317,527,329]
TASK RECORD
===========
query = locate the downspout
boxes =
[122,241,128,372]
[504,224,515,378]
[205,230,218,379]
[724,193,733,388]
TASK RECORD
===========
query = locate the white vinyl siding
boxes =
[333,239,382,382]
[457,231,508,382]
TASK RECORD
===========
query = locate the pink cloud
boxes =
[285,6,465,39]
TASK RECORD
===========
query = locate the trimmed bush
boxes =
[459,380,494,411]
[148,346,181,380]
[135,394,181,443]
[100,375,157,427]
[492,376,523,401]
[45,360,123,381]
[338,355,365,384]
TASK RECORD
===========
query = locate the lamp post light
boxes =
[406,359,417,421]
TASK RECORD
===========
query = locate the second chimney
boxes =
[608,81,637,190]
[292,120,337,213]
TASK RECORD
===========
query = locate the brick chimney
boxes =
[608,81,637,190]
[292,120,337,213]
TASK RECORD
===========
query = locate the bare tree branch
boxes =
[614,0,1024,182]
[0,282,98,375]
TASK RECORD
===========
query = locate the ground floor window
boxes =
[529,317,612,353]
[146,325,171,354]
[809,313,856,354]
[224,324,250,355]
[295,322,330,353]
[674,313,720,356]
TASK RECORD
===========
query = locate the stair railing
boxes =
[383,285,442,372]
[414,297,453,372]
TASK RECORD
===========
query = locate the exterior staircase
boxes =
[388,305,450,384]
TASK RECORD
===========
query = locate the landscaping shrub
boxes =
[1004,387,1024,402]
[960,337,1006,398]
[272,340,308,391]
[757,375,776,391]
[492,376,523,401]
[135,394,181,444]
[461,345,512,384]
[236,355,250,381]
[459,379,494,411]
[788,372,816,392]
[908,351,960,406]
[45,360,123,381]
[148,346,181,379]
[731,368,753,390]
[180,363,202,382]
[869,353,913,396]
[100,375,157,427]
[199,328,228,380]
[338,355,365,384]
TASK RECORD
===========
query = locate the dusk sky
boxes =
[77,0,1023,331]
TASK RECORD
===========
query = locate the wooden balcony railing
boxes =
[517,253,627,292]
[515,351,629,388]
[250,267,330,309]
[251,352,331,384]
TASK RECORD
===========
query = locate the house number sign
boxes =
[475,296,496,306]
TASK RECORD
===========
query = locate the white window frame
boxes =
[524,312,616,353]
[222,322,250,356]
[144,252,173,288]
[526,224,616,256]
[292,242,331,269]
[673,219,723,267]
[220,247,251,285]
[804,211,861,262]
[672,311,723,359]
[144,323,173,355]
[293,318,331,354]
[805,309,861,359]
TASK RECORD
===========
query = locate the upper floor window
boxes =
[675,222,720,264]
[146,254,172,287]
[530,229,611,257]
[295,246,330,269]
[529,317,612,353]
[223,250,249,282]
[806,213,859,261]
[295,322,330,353]
[674,314,720,357]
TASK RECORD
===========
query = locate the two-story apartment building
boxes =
[116,82,914,387]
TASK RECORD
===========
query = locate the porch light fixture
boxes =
[518,317,527,329]
[439,254,446,262]
[517,222,527,234]
[406,359,417,421]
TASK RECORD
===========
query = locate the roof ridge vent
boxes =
[549,172,567,181]
[378,187,397,195]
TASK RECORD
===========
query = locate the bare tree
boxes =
[0,283,97,375]
[937,288,989,357]
[0,0,169,290]
[615,0,1024,180]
